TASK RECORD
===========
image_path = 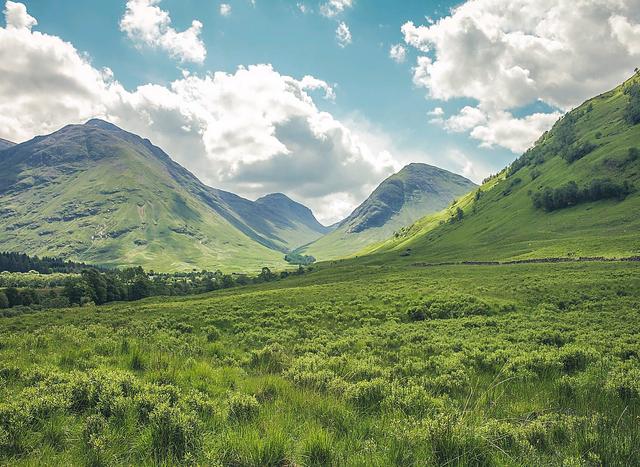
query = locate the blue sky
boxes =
[3,0,639,222]
[20,0,512,174]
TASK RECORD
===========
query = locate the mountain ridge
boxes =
[0,120,328,271]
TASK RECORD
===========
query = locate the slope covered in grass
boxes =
[361,74,640,264]
[0,261,638,465]
[300,163,476,260]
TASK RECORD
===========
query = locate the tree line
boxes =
[0,257,308,311]
[532,178,633,212]
[0,252,100,274]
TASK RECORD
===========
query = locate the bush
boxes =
[249,343,290,373]
[203,325,220,342]
[562,142,597,163]
[227,393,260,422]
[408,294,508,321]
[149,404,201,462]
[346,378,386,411]
[300,427,334,466]
[624,82,640,125]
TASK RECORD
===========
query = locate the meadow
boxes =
[0,261,639,466]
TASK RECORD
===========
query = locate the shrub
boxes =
[562,142,597,163]
[227,393,260,422]
[300,427,334,466]
[249,343,290,373]
[605,363,640,400]
[346,378,386,411]
[149,404,201,462]
[624,82,640,125]
[408,294,508,321]
[203,325,220,342]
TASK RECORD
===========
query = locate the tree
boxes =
[82,269,108,305]
[5,287,21,307]
[258,267,275,282]
[63,278,89,305]
[624,82,640,125]
[0,291,9,309]
[129,274,152,301]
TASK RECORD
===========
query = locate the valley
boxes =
[1,3,639,463]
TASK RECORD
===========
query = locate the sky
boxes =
[1,0,640,223]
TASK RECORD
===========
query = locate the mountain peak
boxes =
[84,118,124,132]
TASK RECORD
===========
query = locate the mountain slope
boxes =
[0,120,323,271]
[299,163,477,259]
[360,73,640,264]
[0,137,15,151]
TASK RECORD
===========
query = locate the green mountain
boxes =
[359,73,640,264]
[0,120,326,271]
[0,138,15,151]
[299,163,477,259]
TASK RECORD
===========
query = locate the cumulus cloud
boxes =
[336,21,352,47]
[610,15,640,55]
[120,0,206,64]
[0,2,397,224]
[4,0,35,29]
[320,0,353,18]
[402,0,640,153]
[389,43,406,63]
[219,3,231,17]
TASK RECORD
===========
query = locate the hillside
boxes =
[0,137,15,151]
[299,163,477,259]
[359,73,640,264]
[0,120,326,271]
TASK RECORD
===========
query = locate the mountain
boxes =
[0,137,15,151]
[359,73,640,264]
[0,120,326,271]
[299,163,477,259]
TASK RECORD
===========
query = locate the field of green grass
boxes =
[1,261,639,465]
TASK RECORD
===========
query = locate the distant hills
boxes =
[359,73,640,264]
[0,120,328,271]
[299,163,477,259]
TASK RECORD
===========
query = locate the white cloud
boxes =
[427,107,444,117]
[0,2,398,224]
[442,106,487,133]
[4,0,35,29]
[297,3,308,14]
[469,111,562,154]
[610,15,640,55]
[219,3,232,17]
[402,0,640,153]
[336,21,351,48]
[120,0,206,64]
[320,0,353,18]
[389,43,406,63]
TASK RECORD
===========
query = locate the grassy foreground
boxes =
[1,261,639,465]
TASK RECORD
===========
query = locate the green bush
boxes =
[249,343,290,373]
[346,378,386,411]
[149,403,201,462]
[300,427,334,466]
[227,393,260,422]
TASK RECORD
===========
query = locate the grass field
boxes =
[1,261,639,465]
